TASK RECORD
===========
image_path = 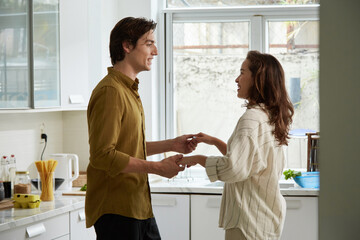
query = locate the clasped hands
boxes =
[160,133,212,178]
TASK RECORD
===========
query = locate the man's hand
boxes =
[156,154,185,178]
[172,134,198,154]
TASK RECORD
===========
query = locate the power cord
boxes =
[40,133,47,160]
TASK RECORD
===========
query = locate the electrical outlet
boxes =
[40,123,45,134]
[40,123,47,143]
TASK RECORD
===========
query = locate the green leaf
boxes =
[80,184,87,191]
[283,169,302,180]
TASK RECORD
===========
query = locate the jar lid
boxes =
[16,171,29,174]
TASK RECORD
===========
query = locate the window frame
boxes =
[159,4,319,140]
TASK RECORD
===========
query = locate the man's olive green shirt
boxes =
[85,67,152,228]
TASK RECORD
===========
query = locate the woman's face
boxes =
[235,59,254,99]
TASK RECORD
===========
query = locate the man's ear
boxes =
[122,41,134,53]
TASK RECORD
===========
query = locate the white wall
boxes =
[319,0,360,239]
[88,0,161,142]
[0,112,64,178]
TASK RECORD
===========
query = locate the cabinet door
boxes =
[281,197,318,240]
[59,0,89,108]
[191,195,225,240]
[0,1,60,109]
[151,194,190,240]
[70,208,96,240]
[0,212,69,240]
[54,235,70,240]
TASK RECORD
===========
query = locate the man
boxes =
[86,17,196,239]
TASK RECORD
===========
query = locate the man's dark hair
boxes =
[109,17,157,65]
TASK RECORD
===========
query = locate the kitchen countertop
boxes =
[0,179,318,233]
[0,194,85,232]
[149,177,319,196]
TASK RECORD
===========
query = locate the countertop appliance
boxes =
[50,154,79,191]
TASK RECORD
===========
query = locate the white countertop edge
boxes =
[149,178,319,196]
[0,196,85,232]
[150,185,319,196]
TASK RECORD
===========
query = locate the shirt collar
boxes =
[107,67,139,91]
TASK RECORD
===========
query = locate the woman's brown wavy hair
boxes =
[245,51,294,145]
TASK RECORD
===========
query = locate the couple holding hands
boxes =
[86,17,293,240]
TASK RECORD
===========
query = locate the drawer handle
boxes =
[78,210,86,221]
[26,223,46,238]
[286,200,302,209]
[206,198,221,208]
[152,198,177,206]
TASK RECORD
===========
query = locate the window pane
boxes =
[167,0,320,8]
[268,20,319,169]
[33,0,60,107]
[268,20,319,131]
[0,1,30,108]
[173,22,249,156]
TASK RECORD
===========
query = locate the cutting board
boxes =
[0,199,14,210]
[62,191,86,196]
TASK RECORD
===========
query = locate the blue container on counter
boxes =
[294,172,320,189]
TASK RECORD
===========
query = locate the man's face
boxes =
[127,30,158,73]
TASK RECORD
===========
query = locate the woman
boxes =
[179,51,294,240]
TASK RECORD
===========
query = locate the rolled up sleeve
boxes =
[205,134,267,183]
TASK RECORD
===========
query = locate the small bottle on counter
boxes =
[14,171,31,194]
[9,154,16,169]
[1,156,12,198]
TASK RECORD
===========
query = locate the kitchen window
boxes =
[160,1,319,169]
[0,0,60,109]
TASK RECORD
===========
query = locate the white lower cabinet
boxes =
[69,208,96,240]
[151,194,190,240]
[152,194,318,240]
[54,235,70,240]
[191,195,225,240]
[0,213,69,240]
[281,197,318,240]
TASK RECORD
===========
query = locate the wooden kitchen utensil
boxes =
[0,199,14,210]
[62,191,86,196]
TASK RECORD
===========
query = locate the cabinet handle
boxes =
[206,198,221,208]
[26,223,46,238]
[78,210,86,221]
[286,200,302,209]
[152,198,177,206]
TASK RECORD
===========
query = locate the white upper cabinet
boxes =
[59,0,89,109]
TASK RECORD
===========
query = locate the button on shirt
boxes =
[85,67,152,228]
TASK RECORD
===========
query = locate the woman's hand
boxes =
[195,132,227,155]
[177,155,207,168]
[195,132,215,145]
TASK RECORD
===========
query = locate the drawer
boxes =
[0,212,70,240]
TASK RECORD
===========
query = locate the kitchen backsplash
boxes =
[0,111,89,178]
